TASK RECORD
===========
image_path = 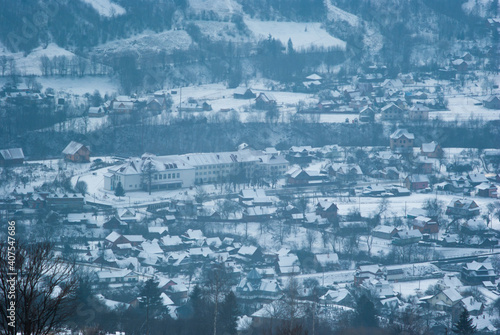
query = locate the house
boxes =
[408,103,429,121]
[277,254,300,275]
[381,103,404,120]
[0,148,25,166]
[372,225,398,239]
[93,269,139,285]
[234,87,256,99]
[286,146,313,164]
[383,267,405,282]
[390,129,414,153]
[319,288,353,307]
[359,106,375,122]
[237,245,263,262]
[392,229,422,245]
[468,173,489,186]
[475,183,497,198]
[255,93,277,110]
[421,141,443,158]
[461,218,488,235]
[315,200,338,220]
[45,193,85,211]
[88,106,106,117]
[446,198,480,218]
[405,175,430,191]
[451,59,468,72]
[354,264,383,286]
[414,156,434,174]
[363,278,395,299]
[286,168,326,186]
[412,216,439,235]
[382,79,404,91]
[483,96,500,109]
[62,141,90,163]
[461,261,496,285]
[112,96,135,113]
[427,288,462,312]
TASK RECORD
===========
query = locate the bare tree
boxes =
[0,241,79,335]
[306,229,316,251]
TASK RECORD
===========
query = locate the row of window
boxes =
[154,173,180,180]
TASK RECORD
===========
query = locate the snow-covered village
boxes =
[1,0,500,334]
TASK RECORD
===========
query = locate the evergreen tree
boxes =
[353,295,378,328]
[452,309,477,335]
[114,182,125,197]
[139,279,167,334]
[218,292,239,335]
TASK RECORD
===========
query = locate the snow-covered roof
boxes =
[421,141,438,153]
[0,148,24,160]
[62,141,87,155]
[390,129,414,140]
[442,288,462,303]
[161,235,183,246]
[105,231,123,243]
[464,261,493,272]
[238,245,258,256]
[306,73,322,80]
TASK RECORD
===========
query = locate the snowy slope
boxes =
[81,0,126,17]
[0,43,76,76]
[93,30,193,56]
[193,21,247,42]
[245,19,346,50]
[324,0,360,26]
[462,0,494,17]
[188,0,243,17]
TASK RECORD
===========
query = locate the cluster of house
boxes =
[88,91,174,117]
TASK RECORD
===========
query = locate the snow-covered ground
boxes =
[430,96,500,122]
[188,0,242,17]
[324,1,360,26]
[38,76,119,96]
[244,19,346,50]
[81,0,126,17]
[93,30,193,56]
[0,43,75,76]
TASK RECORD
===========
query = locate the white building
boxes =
[104,149,289,192]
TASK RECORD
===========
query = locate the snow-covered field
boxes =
[0,43,75,76]
[38,76,119,96]
[245,19,346,50]
[430,96,500,122]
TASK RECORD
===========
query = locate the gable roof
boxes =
[390,129,414,140]
[0,148,24,160]
[62,141,87,155]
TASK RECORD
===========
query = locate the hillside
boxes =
[0,0,496,87]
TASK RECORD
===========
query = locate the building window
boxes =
[177,173,180,178]
[168,173,171,179]
[159,174,162,179]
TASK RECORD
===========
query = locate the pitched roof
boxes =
[0,148,24,160]
[421,141,438,153]
[62,141,87,155]
[390,129,414,140]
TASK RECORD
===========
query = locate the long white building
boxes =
[104,149,289,192]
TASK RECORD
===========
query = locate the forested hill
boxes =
[9,120,500,160]
[1,0,494,57]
